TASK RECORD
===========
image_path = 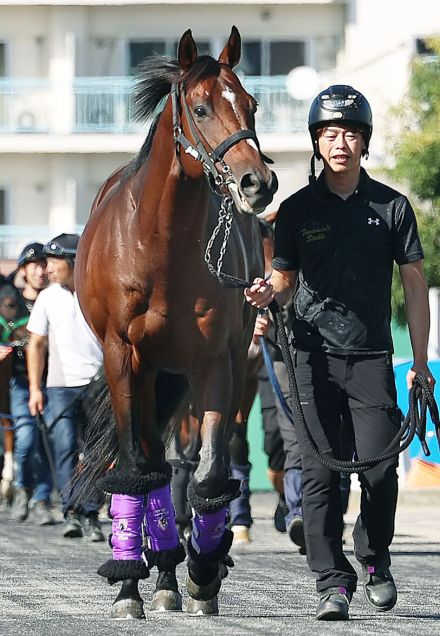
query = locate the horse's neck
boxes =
[137,104,210,245]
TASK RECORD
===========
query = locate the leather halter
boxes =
[171,82,272,192]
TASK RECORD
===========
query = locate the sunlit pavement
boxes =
[1,489,439,635]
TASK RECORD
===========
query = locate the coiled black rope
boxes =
[269,299,440,473]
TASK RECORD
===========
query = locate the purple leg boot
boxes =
[185,506,234,615]
[144,485,185,611]
[97,494,148,620]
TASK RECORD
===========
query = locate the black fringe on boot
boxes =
[99,463,172,495]
[144,543,186,571]
[187,479,240,514]
[97,558,149,584]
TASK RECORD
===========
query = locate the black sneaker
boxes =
[33,500,55,526]
[63,510,83,538]
[362,565,397,611]
[287,515,306,554]
[273,495,288,533]
[316,586,351,621]
[83,512,105,542]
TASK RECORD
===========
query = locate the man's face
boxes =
[317,126,365,175]
[22,260,47,291]
[46,257,73,286]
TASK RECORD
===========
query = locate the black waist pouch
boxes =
[294,279,367,349]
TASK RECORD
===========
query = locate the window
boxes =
[237,41,261,76]
[269,41,305,75]
[0,189,6,225]
[415,38,436,56]
[0,42,6,77]
[129,41,166,74]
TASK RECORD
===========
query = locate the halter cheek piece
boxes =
[171,82,272,193]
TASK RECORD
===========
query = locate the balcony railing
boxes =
[0,76,309,135]
[0,225,85,261]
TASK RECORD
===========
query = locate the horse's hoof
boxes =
[185,595,219,616]
[111,598,145,620]
[186,572,221,601]
[150,589,182,612]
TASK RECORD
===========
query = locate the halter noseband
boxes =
[171,82,270,192]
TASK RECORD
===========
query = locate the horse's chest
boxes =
[130,304,231,360]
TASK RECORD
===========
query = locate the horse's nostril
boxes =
[240,172,260,194]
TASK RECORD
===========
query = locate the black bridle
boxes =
[171,82,272,194]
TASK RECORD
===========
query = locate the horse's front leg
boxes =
[97,339,184,618]
[185,353,239,615]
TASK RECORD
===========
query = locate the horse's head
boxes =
[176,27,278,214]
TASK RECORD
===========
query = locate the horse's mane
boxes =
[124,55,221,177]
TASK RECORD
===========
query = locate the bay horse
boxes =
[0,283,29,505]
[75,26,277,619]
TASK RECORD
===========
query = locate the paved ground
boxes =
[1,488,440,635]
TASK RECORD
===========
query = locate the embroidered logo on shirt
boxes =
[368,217,380,225]
[301,225,331,243]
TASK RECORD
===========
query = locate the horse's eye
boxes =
[194,106,207,118]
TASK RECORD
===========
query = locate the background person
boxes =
[27,233,105,541]
[9,243,54,524]
[244,85,434,621]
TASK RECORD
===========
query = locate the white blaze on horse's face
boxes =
[222,86,243,127]
[221,86,258,154]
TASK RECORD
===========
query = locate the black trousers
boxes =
[258,365,286,472]
[293,349,401,593]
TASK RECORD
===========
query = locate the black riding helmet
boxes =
[17,242,46,268]
[43,233,80,265]
[308,85,373,160]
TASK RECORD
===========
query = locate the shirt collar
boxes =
[315,167,372,199]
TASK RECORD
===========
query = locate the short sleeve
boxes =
[272,199,299,271]
[27,291,49,337]
[394,197,424,265]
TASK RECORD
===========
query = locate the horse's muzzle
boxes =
[237,170,278,214]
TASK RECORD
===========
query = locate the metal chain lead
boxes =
[204,197,234,285]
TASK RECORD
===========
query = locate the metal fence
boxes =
[0,225,85,262]
[0,76,309,135]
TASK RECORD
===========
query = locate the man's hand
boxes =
[253,312,271,338]
[0,346,13,362]
[28,387,44,416]
[244,278,274,309]
[406,362,436,390]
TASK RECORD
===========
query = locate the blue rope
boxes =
[259,334,295,425]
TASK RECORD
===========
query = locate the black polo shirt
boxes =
[272,169,424,354]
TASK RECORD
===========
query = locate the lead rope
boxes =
[268,299,440,473]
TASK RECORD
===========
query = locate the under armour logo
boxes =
[368,217,380,225]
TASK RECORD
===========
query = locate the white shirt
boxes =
[27,283,103,387]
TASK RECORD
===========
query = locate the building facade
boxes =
[0,0,438,260]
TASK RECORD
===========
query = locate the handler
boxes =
[244,85,435,621]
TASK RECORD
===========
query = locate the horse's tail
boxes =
[73,371,118,505]
[73,370,190,504]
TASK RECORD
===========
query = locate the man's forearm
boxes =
[270,269,297,307]
[27,341,46,390]
[405,287,430,364]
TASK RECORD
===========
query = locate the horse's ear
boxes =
[178,29,198,70]
[218,26,241,68]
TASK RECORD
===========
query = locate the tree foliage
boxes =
[389,36,440,325]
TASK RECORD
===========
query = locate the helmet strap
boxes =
[309,154,318,191]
